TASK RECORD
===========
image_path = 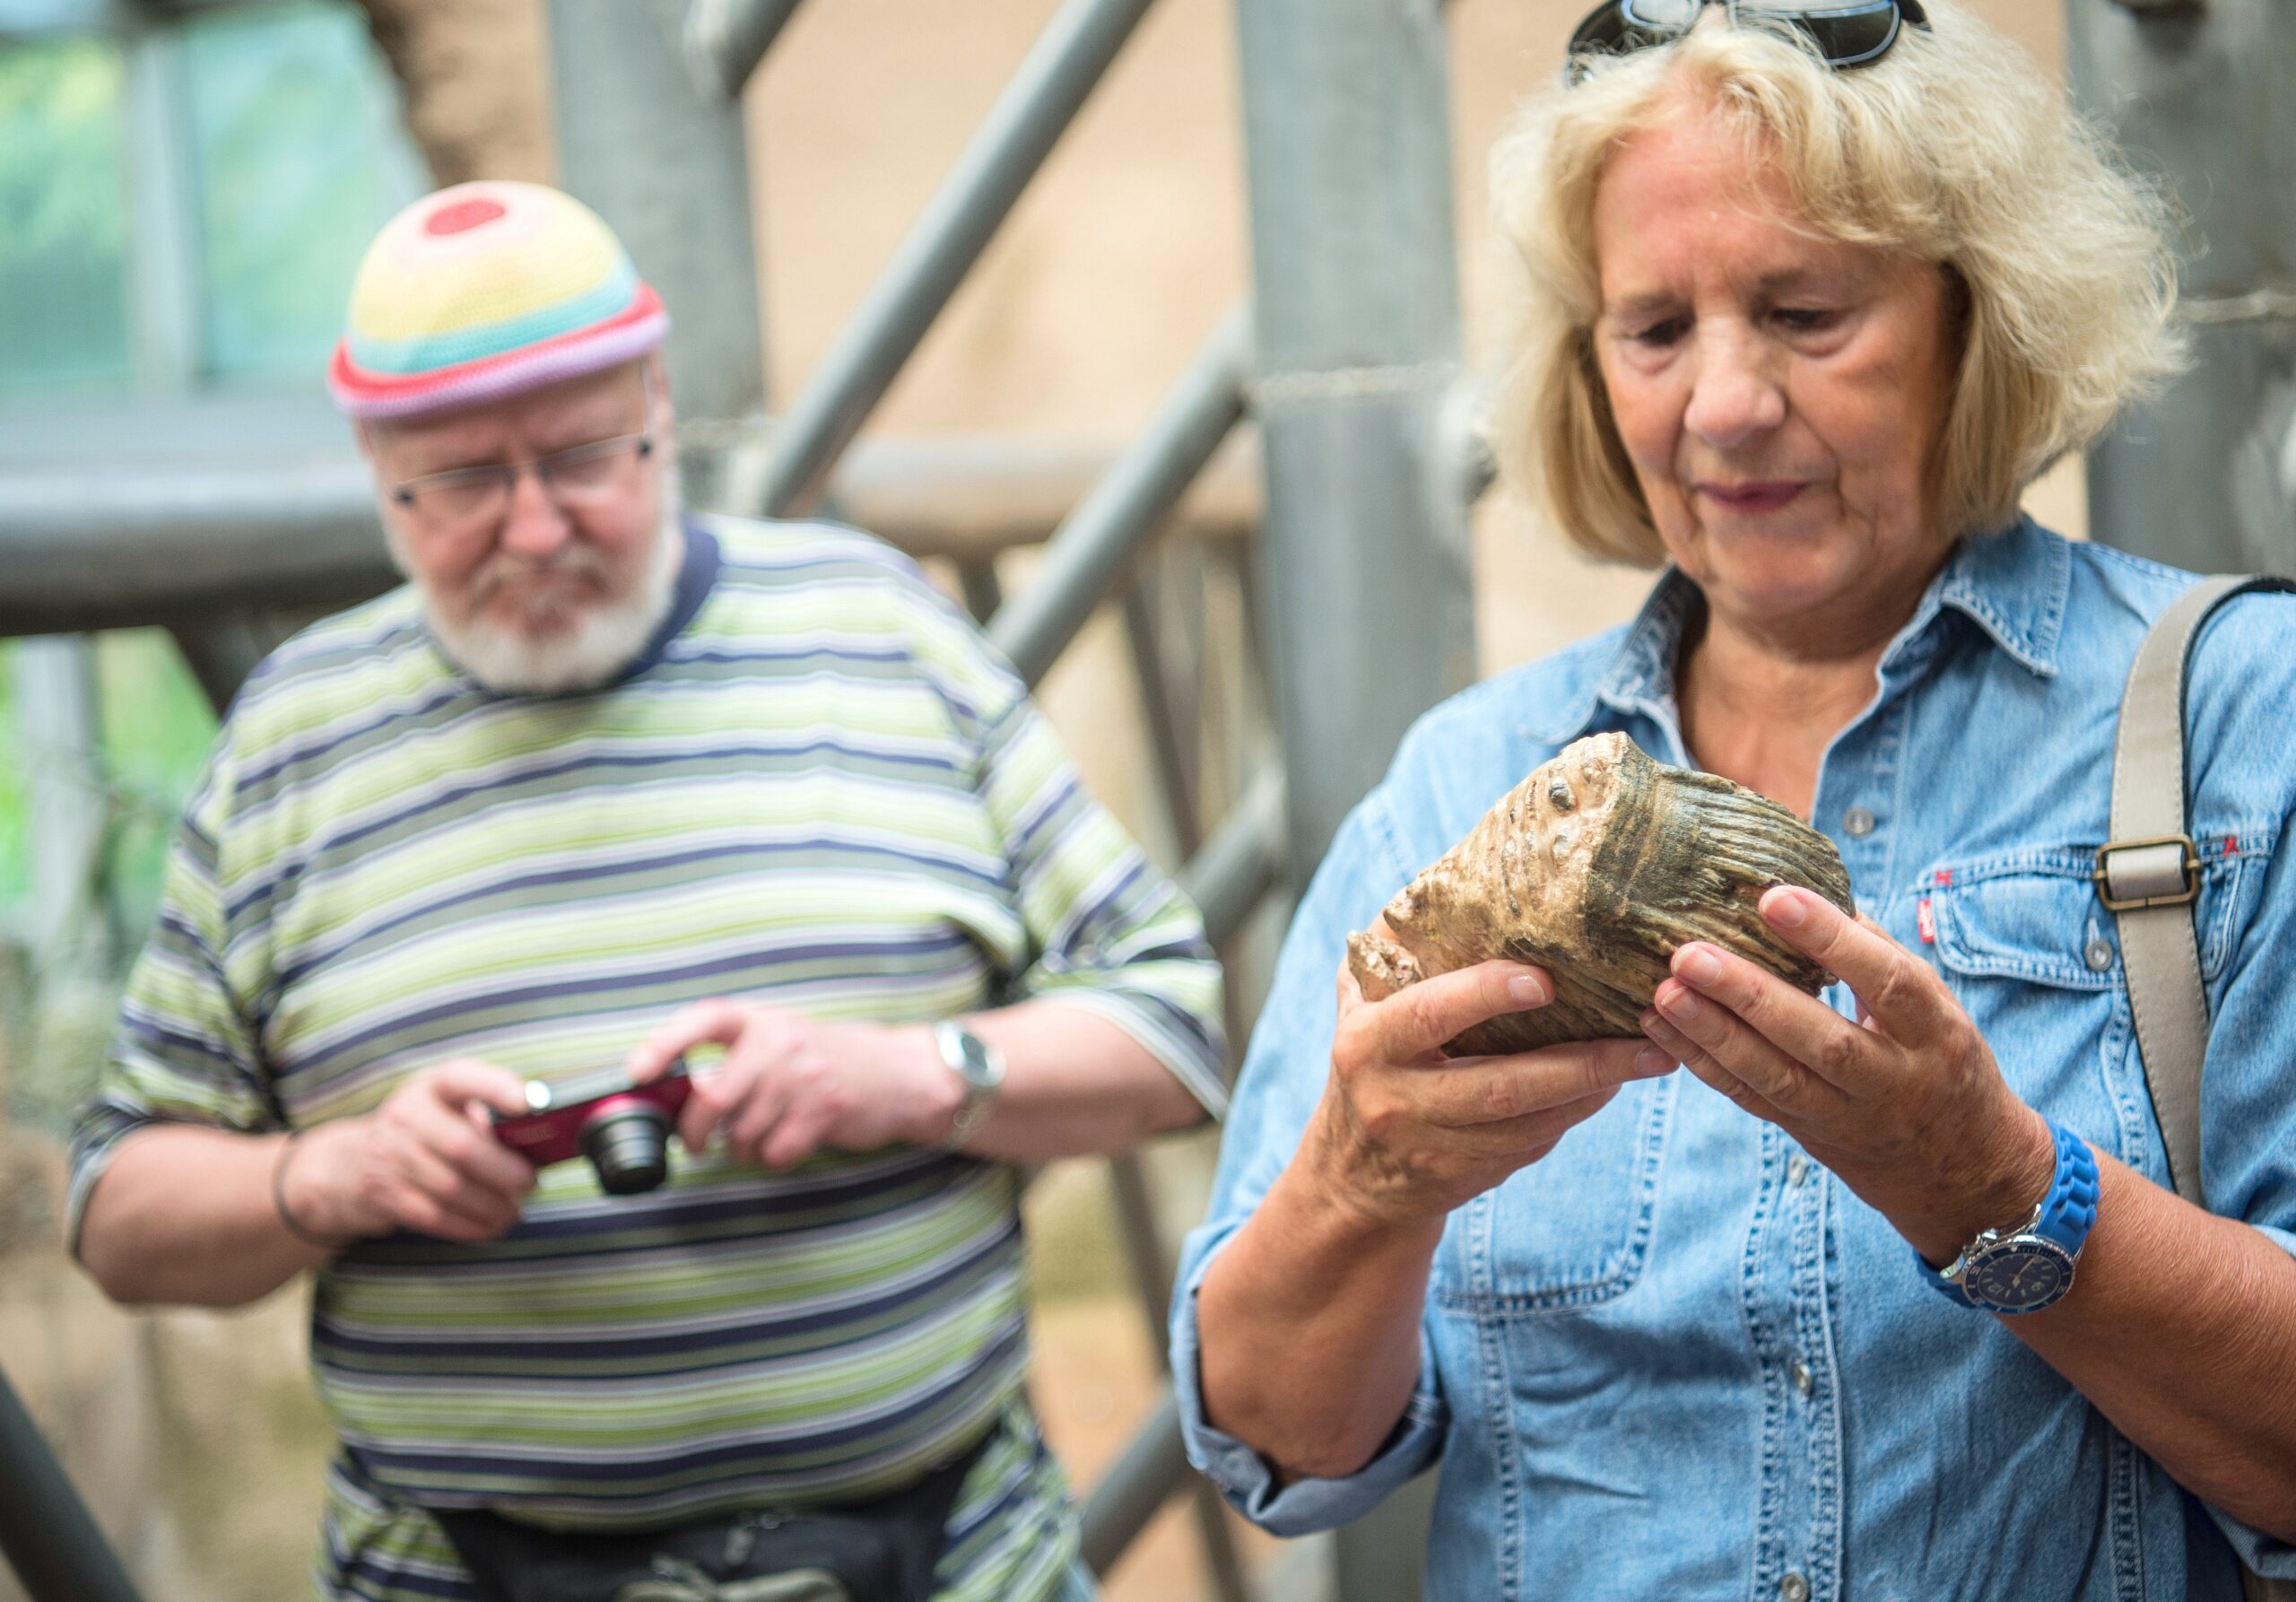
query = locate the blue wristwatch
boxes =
[1924,1121,2100,1315]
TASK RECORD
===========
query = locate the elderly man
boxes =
[69,181,1222,1602]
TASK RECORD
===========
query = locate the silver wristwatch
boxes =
[932,1019,1005,1149]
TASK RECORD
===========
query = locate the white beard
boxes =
[393,496,686,697]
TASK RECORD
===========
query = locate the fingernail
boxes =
[1634,1044,1676,1075]
[1675,946,1722,986]
[1765,887,1809,928]
[1639,1009,1677,1042]
[1509,972,1550,1007]
[1657,984,1705,1022]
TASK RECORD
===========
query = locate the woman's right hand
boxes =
[1303,920,1674,1232]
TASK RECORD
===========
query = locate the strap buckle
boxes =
[2094,833,2201,912]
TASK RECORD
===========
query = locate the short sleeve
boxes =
[66,745,276,1253]
[892,553,1227,1117]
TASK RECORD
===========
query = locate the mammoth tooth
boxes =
[1344,731,1854,1057]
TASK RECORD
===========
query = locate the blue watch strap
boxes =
[2031,1120,2101,1254]
[1924,1120,2099,1308]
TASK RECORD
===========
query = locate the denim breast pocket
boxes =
[1434,1074,1674,1316]
[1924,844,2252,1131]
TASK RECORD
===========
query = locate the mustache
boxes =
[467,546,615,608]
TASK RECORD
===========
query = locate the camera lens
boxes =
[578,1102,673,1195]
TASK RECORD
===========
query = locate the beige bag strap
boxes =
[2103,573,2296,1602]
[2103,574,2292,1201]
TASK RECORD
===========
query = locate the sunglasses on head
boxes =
[1564,0,1929,86]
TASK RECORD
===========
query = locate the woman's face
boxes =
[1590,106,1961,643]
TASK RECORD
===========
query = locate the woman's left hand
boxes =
[1639,884,2058,1265]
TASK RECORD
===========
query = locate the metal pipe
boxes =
[1122,571,1204,858]
[2066,0,2296,574]
[1105,1150,1257,1600]
[1233,0,1473,1592]
[0,1367,146,1602]
[990,307,1251,688]
[757,0,1161,518]
[0,435,1257,639]
[1078,1386,1190,1578]
[683,0,809,100]
[1176,767,1284,953]
[548,0,767,432]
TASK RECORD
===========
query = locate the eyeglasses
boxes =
[1564,0,1928,87]
[387,419,656,532]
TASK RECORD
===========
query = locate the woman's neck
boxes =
[1676,606,1901,820]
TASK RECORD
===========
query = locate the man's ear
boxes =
[643,352,676,429]
[352,418,378,466]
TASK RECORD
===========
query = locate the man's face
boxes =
[362,357,683,694]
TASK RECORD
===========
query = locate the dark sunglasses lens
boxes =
[1566,0,1691,81]
[1739,2,1902,66]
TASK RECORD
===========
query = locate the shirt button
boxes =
[1787,1154,1810,1187]
[1842,806,1876,838]
[1791,1359,1814,1397]
[2085,937,2115,972]
[1781,1575,1811,1602]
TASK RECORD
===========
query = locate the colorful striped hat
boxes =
[329,180,668,419]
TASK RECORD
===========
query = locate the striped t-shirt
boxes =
[69,516,1225,1602]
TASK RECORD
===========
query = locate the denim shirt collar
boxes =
[1545,515,2070,750]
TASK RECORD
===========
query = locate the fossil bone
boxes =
[1346,732,1855,1056]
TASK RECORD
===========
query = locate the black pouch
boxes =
[430,1432,987,1602]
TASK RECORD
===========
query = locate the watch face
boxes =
[1963,1238,2075,1313]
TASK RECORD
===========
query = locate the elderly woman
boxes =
[1173,4,2296,1598]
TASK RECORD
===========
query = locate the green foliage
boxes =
[186,1,422,379]
[0,36,130,392]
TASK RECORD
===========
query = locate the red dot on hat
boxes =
[425,196,508,236]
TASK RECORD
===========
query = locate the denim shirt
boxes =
[1172,520,2296,1601]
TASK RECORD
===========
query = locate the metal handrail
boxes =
[0,1367,145,1602]
[991,307,1252,688]
[683,0,810,98]
[1080,1386,1190,1577]
[757,0,1160,518]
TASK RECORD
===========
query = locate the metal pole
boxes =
[683,0,811,100]
[1077,1386,1190,1579]
[2066,0,2296,574]
[15,639,109,979]
[1232,0,1474,1593]
[757,0,1161,518]
[547,0,767,475]
[1232,0,1475,882]
[990,308,1251,687]
[0,1366,146,1602]
[1177,767,1284,952]
[0,438,1257,638]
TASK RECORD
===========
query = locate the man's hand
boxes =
[288,1059,537,1244]
[627,1002,958,1168]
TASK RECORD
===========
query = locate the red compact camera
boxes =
[493,1059,693,1195]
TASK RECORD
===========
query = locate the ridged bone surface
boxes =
[1345,732,1855,1056]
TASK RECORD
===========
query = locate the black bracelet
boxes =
[272,1131,349,1252]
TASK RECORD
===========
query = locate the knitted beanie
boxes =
[327,180,668,419]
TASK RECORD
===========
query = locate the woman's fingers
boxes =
[1338,955,1554,1068]
[1413,1037,1666,1130]
[1441,1083,1622,1159]
[1760,887,1955,1043]
[1665,940,1876,1096]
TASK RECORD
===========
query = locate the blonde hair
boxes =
[1485,1,2184,566]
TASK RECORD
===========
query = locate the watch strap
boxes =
[1926,1120,2098,1310]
